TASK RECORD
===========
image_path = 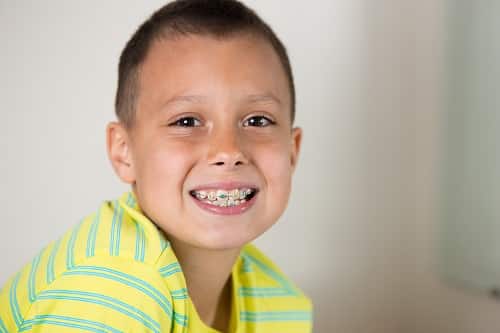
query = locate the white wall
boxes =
[412,1,500,332]
[2,1,500,332]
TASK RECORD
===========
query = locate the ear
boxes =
[290,127,302,172]
[106,122,136,184]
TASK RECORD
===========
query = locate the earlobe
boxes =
[106,122,136,184]
[290,127,302,172]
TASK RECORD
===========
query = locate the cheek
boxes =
[133,140,201,223]
[254,142,293,191]
[135,140,199,188]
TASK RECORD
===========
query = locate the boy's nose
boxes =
[207,128,248,168]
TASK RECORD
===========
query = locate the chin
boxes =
[193,229,257,251]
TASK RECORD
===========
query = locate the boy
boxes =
[0,0,312,332]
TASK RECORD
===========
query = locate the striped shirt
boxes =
[0,192,312,332]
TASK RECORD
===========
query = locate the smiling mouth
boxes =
[189,188,258,207]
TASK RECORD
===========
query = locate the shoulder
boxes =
[27,192,168,292]
[238,243,313,308]
[81,192,169,264]
[0,253,173,333]
[0,192,173,332]
[234,244,313,331]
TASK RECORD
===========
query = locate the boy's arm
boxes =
[0,256,173,333]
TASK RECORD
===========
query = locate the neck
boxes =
[169,238,241,332]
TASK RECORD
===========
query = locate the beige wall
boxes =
[2,1,500,332]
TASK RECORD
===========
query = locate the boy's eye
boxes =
[169,117,202,127]
[242,116,275,127]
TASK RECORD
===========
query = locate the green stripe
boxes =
[241,253,297,296]
[127,193,137,208]
[242,253,293,288]
[0,316,8,333]
[62,266,178,323]
[46,238,61,284]
[9,273,22,328]
[134,222,145,262]
[160,268,182,278]
[140,223,146,261]
[159,262,180,272]
[159,262,182,278]
[86,208,101,257]
[115,194,132,256]
[239,287,293,297]
[20,320,108,333]
[113,203,121,256]
[173,312,188,326]
[109,200,118,256]
[240,311,312,322]
[66,220,84,269]
[109,201,124,256]
[20,314,122,333]
[170,288,188,295]
[170,288,188,300]
[124,193,147,261]
[38,289,160,333]
[159,236,168,252]
[28,252,42,302]
[240,258,253,273]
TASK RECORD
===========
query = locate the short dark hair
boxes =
[115,0,295,128]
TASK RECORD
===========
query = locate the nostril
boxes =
[213,160,243,166]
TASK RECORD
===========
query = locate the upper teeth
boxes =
[193,188,253,202]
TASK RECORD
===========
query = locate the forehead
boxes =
[135,34,290,115]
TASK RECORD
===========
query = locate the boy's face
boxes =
[108,34,301,250]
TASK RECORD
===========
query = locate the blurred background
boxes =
[1,1,500,332]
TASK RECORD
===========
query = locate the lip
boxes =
[189,181,259,216]
[190,181,259,192]
[190,191,258,215]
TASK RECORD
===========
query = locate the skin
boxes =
[106,34,301,332]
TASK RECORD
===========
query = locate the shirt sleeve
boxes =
[2,256,173,333]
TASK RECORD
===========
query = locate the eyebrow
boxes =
[163,94,207,107]
[161,92,282,110]
[244,93,282,106]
